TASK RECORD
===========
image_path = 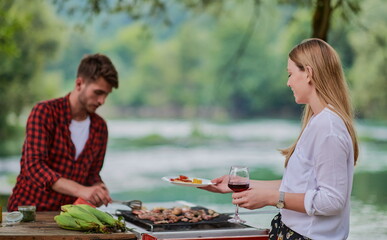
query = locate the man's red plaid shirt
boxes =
[8,94,108,211]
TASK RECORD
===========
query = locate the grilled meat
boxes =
[132,207,220,224]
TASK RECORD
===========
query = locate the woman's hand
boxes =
[231,187,276,210]
[199,175,232,193]
[230,180,282,210]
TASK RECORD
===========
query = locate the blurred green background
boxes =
[1,0,387,238]
[1,0,386,156]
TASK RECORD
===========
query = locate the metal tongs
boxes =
[111,199,142,210]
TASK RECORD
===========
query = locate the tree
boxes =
[310,0,360,40]
[0,0,64,155]
[53,0,361,41]
[348,0,387,119]
[53,0,362,118]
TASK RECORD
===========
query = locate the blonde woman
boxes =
[203,38,359,239]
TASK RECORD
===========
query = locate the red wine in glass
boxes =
[228,183,250,192]
[228,166,250,223]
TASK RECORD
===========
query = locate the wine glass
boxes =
[228,165,250,223]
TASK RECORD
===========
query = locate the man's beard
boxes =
[78,93,94,114]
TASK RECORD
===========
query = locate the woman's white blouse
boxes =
[280,108,354,240]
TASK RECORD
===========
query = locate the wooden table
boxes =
[0,211,137,240]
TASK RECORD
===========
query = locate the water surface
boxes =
[1,119,386,239]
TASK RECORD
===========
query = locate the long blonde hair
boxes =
[281,38,359,167]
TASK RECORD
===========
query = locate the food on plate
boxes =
[192,178,203,184]
[132,206,220,224]
[170,175,203,184]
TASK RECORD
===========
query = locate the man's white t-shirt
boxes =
[69,116,90,160]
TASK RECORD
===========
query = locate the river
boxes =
[1,118,387,239]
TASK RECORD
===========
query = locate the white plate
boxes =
[162,176,214,187]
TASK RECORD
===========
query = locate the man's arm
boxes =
[52,178,111,206]
[24,103,62,190]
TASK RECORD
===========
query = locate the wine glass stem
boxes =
[235,204,240,218]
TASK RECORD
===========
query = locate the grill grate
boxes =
[118,207,249,232]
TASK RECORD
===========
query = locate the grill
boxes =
[118,207,250,232]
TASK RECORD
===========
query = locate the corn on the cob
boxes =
[62,204,103,226]
[77,204,127,232]
[61,204,73,210]
[55,204,128,233]
[60,211,72,217]
[54,214,82,230]
[76,204,116,226]
[74,218,100,231]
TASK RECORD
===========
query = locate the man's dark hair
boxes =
[77,53,119,88]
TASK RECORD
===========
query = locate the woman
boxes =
[203,38,359,240]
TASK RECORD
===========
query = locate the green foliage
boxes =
[91,0,303,119]
[212,0,296,118]
[47,0,386,122]
[1,0,386,156]
[0,194,9,211]
[348,0,387,119]
[0,0,65,155]
[47,32,95,88]
[0,124,24,156]
[44,0,387,122]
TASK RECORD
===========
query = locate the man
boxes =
[8,53,118,211]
